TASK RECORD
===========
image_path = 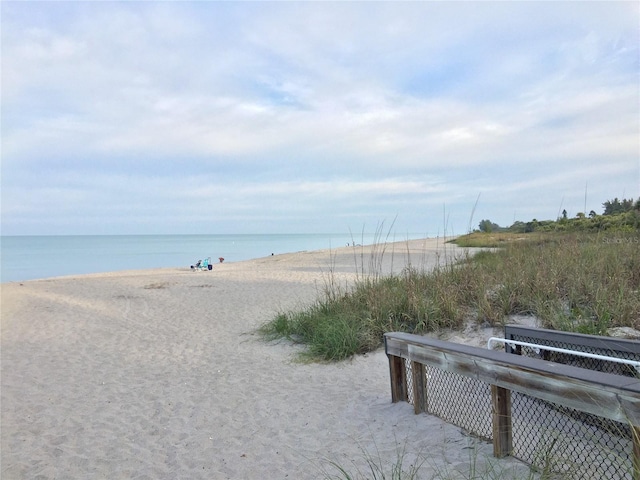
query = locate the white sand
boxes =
[1,238,532,479]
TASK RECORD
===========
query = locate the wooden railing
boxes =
[384,332,640,479]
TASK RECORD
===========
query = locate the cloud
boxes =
[1,1,638,235]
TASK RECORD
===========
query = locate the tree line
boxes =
[478,197,640,233]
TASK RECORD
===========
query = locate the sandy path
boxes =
[1,239,531,479]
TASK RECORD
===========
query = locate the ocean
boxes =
[1,233,420,283]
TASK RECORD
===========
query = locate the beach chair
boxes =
[191,257,212,271]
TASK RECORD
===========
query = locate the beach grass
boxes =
[260,233,640,361]
[321,439,426,480]
[449,231,553,248]
[320,436,543,480]
[260,232,640,361]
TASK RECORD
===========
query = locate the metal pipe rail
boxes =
[488,336,640,373]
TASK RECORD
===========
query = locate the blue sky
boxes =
[2,1,638,236]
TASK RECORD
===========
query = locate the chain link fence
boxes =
[511,392,633,479]
[504,325,640,377]
[502,326,639,478]
[396,327,639,480]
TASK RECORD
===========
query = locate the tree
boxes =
[603,197,636,215]
[478,219,501,233]
[508,221,526,233]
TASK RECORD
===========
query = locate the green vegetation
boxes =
[451,231,551,248]
[321,438,540,480]
[260,198,640,362]
[321,440,426,480]
[478,197,640,234]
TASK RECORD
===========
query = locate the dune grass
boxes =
[449,231,552,248]
[259,232,640,362]
[320,436,540,480]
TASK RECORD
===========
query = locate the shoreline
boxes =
[0,233,437,284]
[1,236,459,284]
[1,237,531,479]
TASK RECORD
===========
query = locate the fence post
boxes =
[491,385,512,458]
[388,354,407,403]
[411,361,427,414]
[633,426,640,480]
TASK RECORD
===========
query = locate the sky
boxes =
[1,1,639,236]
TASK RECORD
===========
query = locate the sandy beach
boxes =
[1,238,532,479]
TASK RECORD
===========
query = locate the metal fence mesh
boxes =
[502,330,638,478]
[425,365,493,440]
[506,332,640,377]
[401,358,635,479]
[511,393,634,479]
[403,359,493,440]
[404,358,414,403]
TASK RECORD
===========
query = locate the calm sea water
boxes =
[1,233,417,283]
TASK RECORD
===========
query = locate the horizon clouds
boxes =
[2,1,638,236]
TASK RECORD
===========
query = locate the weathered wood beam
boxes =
[491,385,512,458]
[385,332,640,426]
[411,361,427,414]
[633,426,640,480]
[387,353,407,403]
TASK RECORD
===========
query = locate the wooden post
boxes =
[411,361,427,414]
[633,425,640,480]
[491,385,512,458]
[388,354,407,403]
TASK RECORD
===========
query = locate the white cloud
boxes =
[1,1,638,235]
